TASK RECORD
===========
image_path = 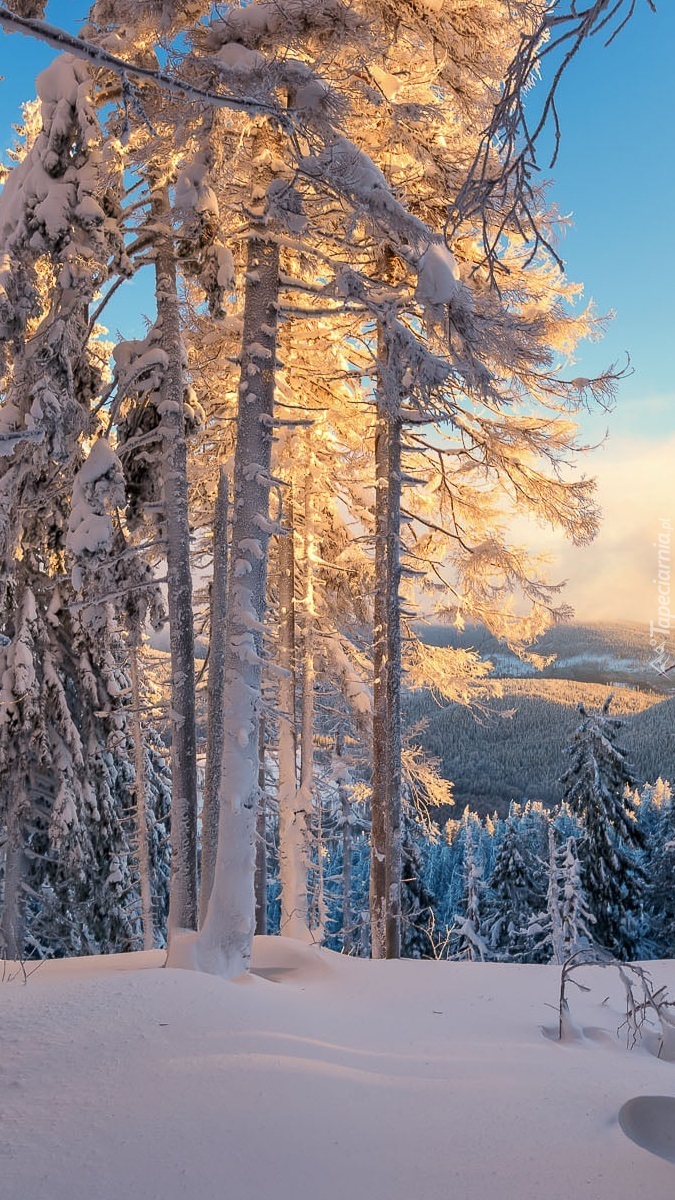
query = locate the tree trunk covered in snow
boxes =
[129,643,154,951]
[336,729,353,955]
[0,801,26,960]
[194,161,280,976]
[153,199,199,938]
[370,325,403,960]
[277,494,307,938]
[384,402,403,961]
[200,466,229,927]
[282,468,314,936]
[254,715,267,935]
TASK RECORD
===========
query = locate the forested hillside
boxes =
[407,677,672,817]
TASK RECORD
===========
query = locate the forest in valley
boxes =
[0,0,670,978]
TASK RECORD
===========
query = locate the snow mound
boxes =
[250,933,341,983]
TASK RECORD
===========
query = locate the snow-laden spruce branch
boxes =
[450,0,656,271]
[0,7,283,120]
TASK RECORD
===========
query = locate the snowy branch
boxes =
[0,8,284,119]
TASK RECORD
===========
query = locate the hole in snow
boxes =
[619,1095,675,1163]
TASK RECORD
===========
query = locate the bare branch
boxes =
[449,0,656,275]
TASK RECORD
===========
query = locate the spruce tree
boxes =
[526,825,595,964]
[485,806,546,961]
[400,809,436,958]
[450,822,489,962]
[560,697,645,960]
[644,779,675,957]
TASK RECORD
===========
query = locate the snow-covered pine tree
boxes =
[525,823,595,964]
[560,697,646,960]
[485,806,546,962]
[557,834,596,961]
[0,54,146,958]
[643,779,675,957]
[191,133,283,974]
[398,806,435,958]
[450,821,489,962]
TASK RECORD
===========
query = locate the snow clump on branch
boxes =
[67,438,125,589]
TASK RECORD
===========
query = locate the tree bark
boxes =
[370,322,402,959]
[336,729,353,955]
[254,715,268,935]
[153,193,199,940]
[200,466,229,926]
[0,801,26,960]
[277,492,308,939]
[129,642,154,951]
[299,465,318,939]
[384,403,403,960]
[194,157,280,976]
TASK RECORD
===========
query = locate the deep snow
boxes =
[2,938,675,1199]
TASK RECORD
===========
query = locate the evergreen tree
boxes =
[400,808,436,958]
[450,822,489,962]
[558,835,596,960]
[644,779,675,957]
[525,824,595,964]
[485,806,546,961]
[560,697,645,959]
[0,58,138,958]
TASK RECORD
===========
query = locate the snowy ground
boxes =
[2,939,675,1200]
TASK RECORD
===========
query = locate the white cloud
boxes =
[523,431,675,622]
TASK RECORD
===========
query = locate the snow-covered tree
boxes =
[526,824,595,964]
[449,821,489,962]
[560,697,645,959]
[643,779,675,958]
[485,806,546,961]
[0,55,140,959]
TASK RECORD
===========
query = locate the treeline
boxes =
[259,777,675,964]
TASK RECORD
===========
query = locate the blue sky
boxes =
[0,2,672,623]
[538,1,675,442]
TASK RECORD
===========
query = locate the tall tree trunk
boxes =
[370,323,402,959]
[194,157,280,976]
[314,781,327,941]
[153,192,199,939]
[384,404,403,960]
[293,465,317,939]
[277,492,308,939]
[0,799,26,960]
[254,715,268,935]
[129,643,154,951]
[336,729,353,955]
[200,467,229,926]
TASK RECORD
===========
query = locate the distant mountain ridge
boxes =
[411,621,675,818]
[420,618,674,693]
